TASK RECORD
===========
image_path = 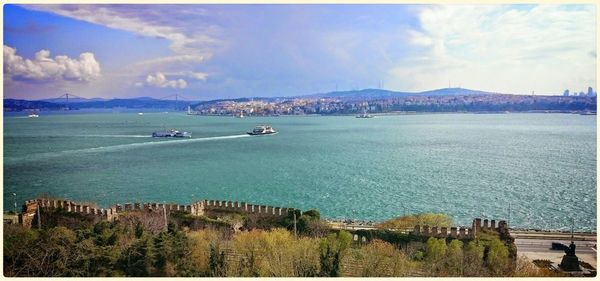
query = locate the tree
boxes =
[447,239,463,276]
[319,230,352,277]
[425,237,447,262]
[302,209,320,220]
[209,243,226,277]
[3,225,39,276]
[463,240,486,276]
[186,229,221,276]
[425,237,447,276]
[232,230,265,277]
[358,239,411,277]
[486,238,509,276]
[119,236,154,277]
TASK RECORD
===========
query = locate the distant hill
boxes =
[67,97,196,109]
[3,88,506,112]
[301,87,502,99]
[417,88,502,96]
[41,97,107,103]
[4,97,198,111]
[4,99,64,111]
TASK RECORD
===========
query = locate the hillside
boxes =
[302,87,500,99]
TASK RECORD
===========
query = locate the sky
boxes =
[3,4,597,100]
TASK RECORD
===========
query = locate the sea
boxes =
[3,111,597,231]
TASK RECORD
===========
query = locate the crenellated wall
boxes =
[201,199,288,216]
[21,197,290,228]
[411,218,508,239]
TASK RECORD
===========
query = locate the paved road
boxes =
[515,239,596,254]
[515,238,597,269]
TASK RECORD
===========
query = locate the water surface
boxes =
[4,112,596,231]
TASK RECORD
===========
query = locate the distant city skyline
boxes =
[3,4,597,100]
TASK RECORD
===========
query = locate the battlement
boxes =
[201,199,289,216]
[21,197,290,228]
[411,218,508,239]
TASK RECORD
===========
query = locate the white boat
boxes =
[234,112,245,118]
[138,112,144,115]
[247,125,277,135]
[27,113,39,118]
[152,129,192,138]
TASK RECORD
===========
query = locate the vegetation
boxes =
[3,210,560,277]
[376,213,453,230]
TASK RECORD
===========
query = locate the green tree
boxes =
[447,239,463,276]
[119,236,154,276]
[358,239,411,277]
[319,230,352,277]
[302,209,321,220]
[425,237,447,276]
[463,240,486,276]
[209,243,226,277]
[425,237,447,262]
[487,238,509,276]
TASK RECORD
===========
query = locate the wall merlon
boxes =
[431,226,438,237]
[440,227,448,237]
[458,227,466,238]
[450,227,457,238]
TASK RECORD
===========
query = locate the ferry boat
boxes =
[27,113,39,118]
[247,125,277,135]
[152,129,192,138]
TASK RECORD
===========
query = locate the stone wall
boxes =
[201,199,289,217]
[411,218,508,239]
[21,197,290,228]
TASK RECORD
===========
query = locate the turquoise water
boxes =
[3,112,597,231]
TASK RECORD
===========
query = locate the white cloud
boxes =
[387,5,596,94]
[4,45,101,82]
[161,71,208,81]
[143,72,187,89]
[23,5,219,56]
[132,55,208,69]
[188,71,208,81]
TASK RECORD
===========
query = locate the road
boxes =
[515,237,597,269]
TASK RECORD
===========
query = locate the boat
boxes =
[247,125,277,135]
[356,109,373,118]
[234,111,245,118]
[27,113,39,118]
[138,112,144,116]
[152,129,192,138]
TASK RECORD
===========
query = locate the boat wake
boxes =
[73,134,151,138]
[6,134,251,164]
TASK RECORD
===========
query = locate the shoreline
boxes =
[4,109,597,116]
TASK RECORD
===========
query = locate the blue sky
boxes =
[3,4,597,100]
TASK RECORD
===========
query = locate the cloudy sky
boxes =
[3,4,596,100]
